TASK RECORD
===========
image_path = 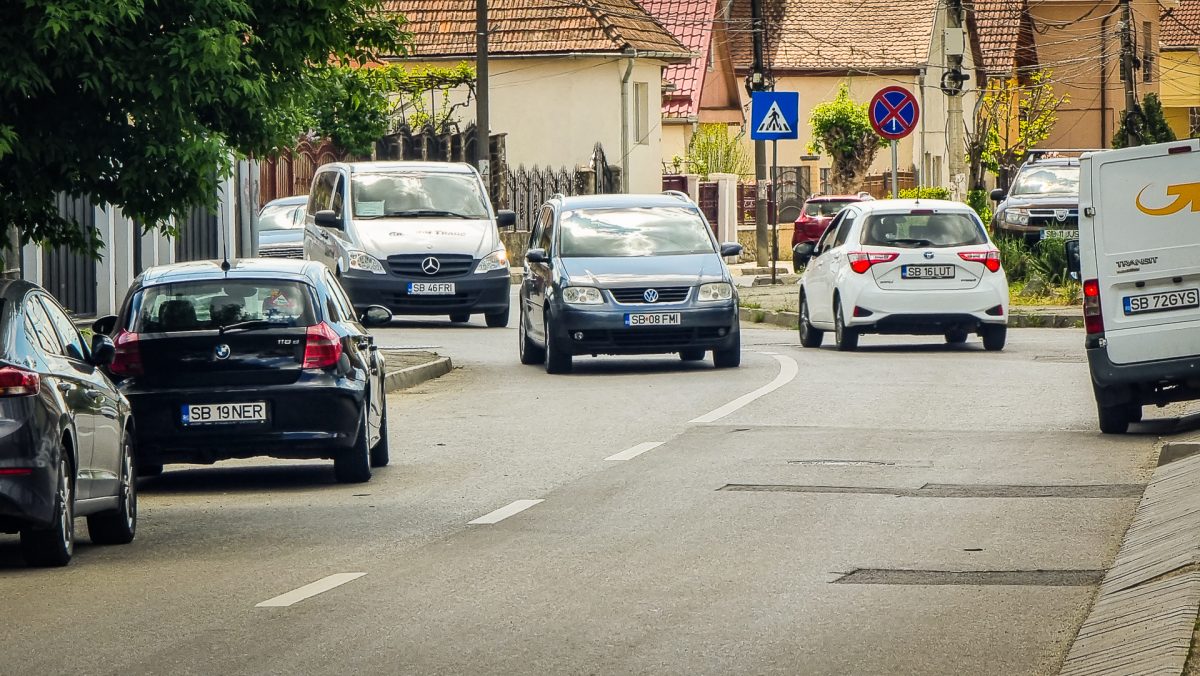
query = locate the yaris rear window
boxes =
[129,280,316,332]
[860,213,988,248]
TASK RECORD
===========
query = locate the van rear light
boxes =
[0,367,39,397]
[109,330,143,376]
[303,322,343,369]
[847,251,899,274]
[959,250,1002,273]
[1083,278,1104,334]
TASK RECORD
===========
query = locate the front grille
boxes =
[387,254,475,278]
[1028,209,1078,229]
[610,286,691,304]
[574,327,726,349]
[258,246,304,259]
[386,291,479,310]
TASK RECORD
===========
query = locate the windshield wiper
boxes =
[887,238,935,247]
[386,209,476,219]
[218,320,285,335]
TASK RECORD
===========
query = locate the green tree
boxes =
[1113,93,1178,148]
[684,124,751,179]
[808,84,886,193]
[0,0,408,254]
[965,70,1067,190]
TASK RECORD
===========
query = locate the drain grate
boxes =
[719,483,1144,498]
[832,568,1105,586]
[787,460,896,467]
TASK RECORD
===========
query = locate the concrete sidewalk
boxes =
[379,349,453,393]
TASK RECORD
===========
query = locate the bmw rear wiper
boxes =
[219,320,284,335]
[387,209,475,219]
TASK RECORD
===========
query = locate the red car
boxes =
[791,194,869,268]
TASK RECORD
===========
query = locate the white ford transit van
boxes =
[304,161,516,327]
[1068,139,1200,433]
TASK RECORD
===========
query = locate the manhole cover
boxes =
[832,568,1104,586]
[718,483,1144,498]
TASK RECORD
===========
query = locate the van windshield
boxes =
[1010,165,1079,196]
[351,173,490,220]
[558,207,717,257]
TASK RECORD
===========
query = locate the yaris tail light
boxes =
[958,250,1002,272]
[847,251,899,274]
[110,330,143,376]
[1083,278,1104,335]
[303,322,343,369]
[0,367,40,397]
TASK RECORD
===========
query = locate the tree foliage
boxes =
[1113,93,1177,148]
[965,70,1067,190]
[0,0,408,254]
[685,123,751,179]
[808,84,886,193]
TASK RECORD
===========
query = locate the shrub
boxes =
[898,187,951,200]
[995,236,1031,281]
[966,189,992,226]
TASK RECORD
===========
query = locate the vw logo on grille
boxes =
[214,344,231,360]
[421,256,441,275]
[923,251,935,260]
[1055,209,1069,222]
[643,289,659,303]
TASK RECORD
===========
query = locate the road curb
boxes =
[738,307,1082,330]
[1058,442,1200,676]
[383,356,453,393]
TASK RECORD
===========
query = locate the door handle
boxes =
[56,382,72,393]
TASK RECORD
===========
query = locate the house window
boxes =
[634,82,650,145]
[1190,107,1200,137]
[819,168,830,194]
[1142,21,1153,82]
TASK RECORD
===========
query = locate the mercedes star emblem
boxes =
[421,256,441,275]
[214,344,231,360]
[643,289,659,303]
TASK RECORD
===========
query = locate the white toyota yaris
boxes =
[793,199,1010,351]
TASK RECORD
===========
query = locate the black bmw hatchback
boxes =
[0,281,137,566]
[95,259,392,484]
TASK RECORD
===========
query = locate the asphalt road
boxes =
[1,293,1184,675]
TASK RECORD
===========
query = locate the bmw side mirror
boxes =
[989,188,1005,202]
[525,248,549,264]
[496,210,517,228]
[314,209,343,230]
[720,242,743,257]
[90,334,116,367]
[1065,239,1081,279]
[360,305,393,327]
[92,314,118,336]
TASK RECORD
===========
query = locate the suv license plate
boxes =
[901,265,955,279]
[625,313,682,326]
[408,282,455,295]
[1041,229,1079,240]
[1123,289,1200,315]
[182,402,267,426]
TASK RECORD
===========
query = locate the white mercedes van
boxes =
[304,161,516,327]
[1068,139,1200,433]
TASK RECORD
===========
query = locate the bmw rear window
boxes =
[860,213,988,248]
[129,280,315,332]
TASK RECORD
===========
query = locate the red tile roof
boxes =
[383,0,690,58]
[728,0,939,72]
[1162,0,1200,48]
[639,0,719,117]
[971,0,1024,74]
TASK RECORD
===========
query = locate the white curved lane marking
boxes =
[689,353,799,424]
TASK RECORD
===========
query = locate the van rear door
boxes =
[1088,140,1200,364]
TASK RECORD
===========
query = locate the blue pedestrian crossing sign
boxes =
[750,91,799,141]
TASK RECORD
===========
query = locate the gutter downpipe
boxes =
[1100,5,1117,147]
[621,51,637,193]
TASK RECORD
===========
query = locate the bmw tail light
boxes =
[0,367,39,397]
[847,251,899,274]
[110,330,143,377]
[1083,278,1104,334]
[958,250,1002,273]
[303,322,343,369]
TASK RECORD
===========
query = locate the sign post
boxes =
[868,86,920,199]
[750,91,799,282]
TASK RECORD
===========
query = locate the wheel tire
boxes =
[88,431,138,545]
[1128,403,1144,423]
[1097,401,1131,434]
[792,253,805,274]
[369,389,389,468]
[449,313,470,323]
[944,329,969,344]
[334,408,372,483]
[21,453,74,567]
[138,463,163,478]
[713,330,741,368]
[680,349,706,361]
[543,317,572,374]
[834,301,859,352]
[981,324,1007,351]
[518,312,545,365]
[484,305,510,328]
[798,293,824,348]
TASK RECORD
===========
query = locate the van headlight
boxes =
[562,286,603,305]
[348,250,385,275]
[698,282,733,302]
[474,249,509,274]
[1003,208,1030,226]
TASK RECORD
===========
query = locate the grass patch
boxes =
[751,310,766,323]
[1010,279,1081,306]
[741,302,762,309]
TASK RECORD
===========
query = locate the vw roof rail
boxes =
[663,189,692,202]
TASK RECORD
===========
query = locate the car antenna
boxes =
[220,203,232,273]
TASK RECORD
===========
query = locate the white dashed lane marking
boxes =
[255,573,367,608]
[605,442,665,461]
[468,499,544,525]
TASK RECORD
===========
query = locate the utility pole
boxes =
[476,0,491,188]
[1119,0,1139,147]
[749,0,769,267]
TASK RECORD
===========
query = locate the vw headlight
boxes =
[348,250,385,275]
[474,249,509,274]
[698,282,733,302]
[562,286,603,305]
[1003,208,1030,226]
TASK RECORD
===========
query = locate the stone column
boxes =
[709,173,739,244]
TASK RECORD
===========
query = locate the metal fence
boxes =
[259,140,348,206]
[42,194,97,316]
[174,204,221,263]
[502,144,620,229]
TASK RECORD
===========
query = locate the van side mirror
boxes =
[720,242,743,257]
[90,334,116,367]
[793,242,816,266]
[1065,239,1081,280]
[989,188,1005,202]
[496,210,517,228]
[314,209,343,230]
[525,248,549,264]
[92,315,118,336]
